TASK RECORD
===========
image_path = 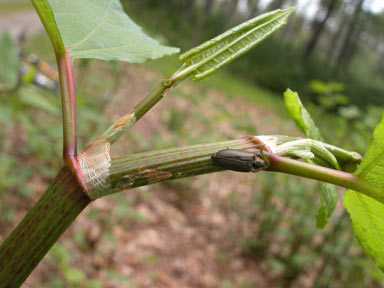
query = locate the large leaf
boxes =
[0,32,19,89]
[178,7,295,81]
[344,113,384,271]
[32,0,179,62]
[284,89,338,229]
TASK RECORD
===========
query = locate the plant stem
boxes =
[107,137,262,197]
[102,78,175,144]
[57,47,77,157]
[30,0,64,55]
[32,0,83,185]
[265,152,384,203]
[0,135,377,285]
[0,167,90,287]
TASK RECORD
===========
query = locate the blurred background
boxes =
[1,0,384,287]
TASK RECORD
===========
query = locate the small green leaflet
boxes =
[178,7,295,81]
[316,182,338,228]
[344,113,384,271]
[284,89,338,229]
[284,89,322,141]
[32,0,179,62]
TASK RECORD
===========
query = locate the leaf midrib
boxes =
[185,11,287,70]
[359,150,384,179]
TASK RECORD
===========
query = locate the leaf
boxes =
[32,0,179,62]
[179,7,295,81]
[284,89,338,229]
[344,113,384,271]
[0,32,19,88]
[284,89,322,141]
[316,182,338,229]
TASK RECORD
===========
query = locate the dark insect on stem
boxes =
[211,149,265,172]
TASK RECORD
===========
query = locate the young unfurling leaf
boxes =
[175,7,295,81]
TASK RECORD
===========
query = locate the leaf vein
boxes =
[356,192,384,247]
[69,44,174,56]
[359,150,384,179]
[67,0,113,49]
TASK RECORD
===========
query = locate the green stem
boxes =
[107,137,262,196]
[32,0,83,184]
[0,167,90,287]
[102,78,175,144]
[0,134,376,285]
[57,47,77,157]
[30,0,64,56]
[265,152,384,203]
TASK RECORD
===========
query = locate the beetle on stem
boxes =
[211,149,265,172]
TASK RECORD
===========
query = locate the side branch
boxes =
[102,78,175,145]
[107,137,263,197]
[265,153,384,203]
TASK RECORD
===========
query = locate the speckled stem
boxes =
[107,137,264,195]
[102,78,175,145]
[0,167,91,287]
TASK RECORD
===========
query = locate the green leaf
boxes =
[344,113,384,271]
[178,7,295,81]
[284,89,338,229]
[0,32,19,88]
[284,89,322,141]
[316,182,338,229]
[33,0,179,62]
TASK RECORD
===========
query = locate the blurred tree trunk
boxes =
[342,21,366,73]
[204,0,214,15]
[327,4,348,61]
[225,0,240,23]
[303,0,340,60]
[282,12,304,44]
[335,0,365,73]
[267,0,286,11]
[246,0,260,18]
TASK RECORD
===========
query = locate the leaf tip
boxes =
[282,6,296,15]
[283,88,297,99]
